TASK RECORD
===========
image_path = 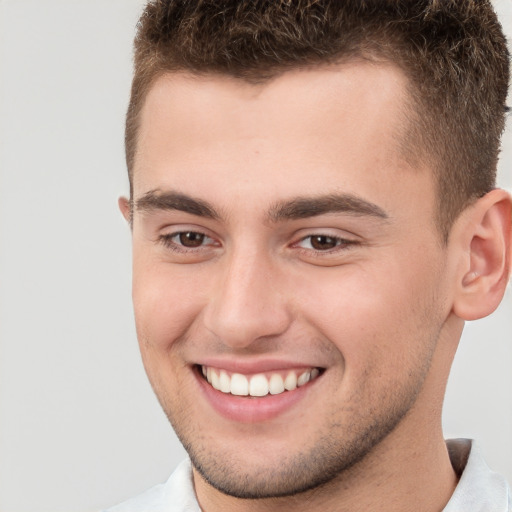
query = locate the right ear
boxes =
[118,196,131,224]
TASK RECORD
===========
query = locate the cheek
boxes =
[131,263,208,411]
[131,261,208,350]
[293,258,443,377]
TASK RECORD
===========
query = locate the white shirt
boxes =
[444,439,511,512]
[104,439,511,512]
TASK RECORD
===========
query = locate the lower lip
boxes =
[195,369,316,423]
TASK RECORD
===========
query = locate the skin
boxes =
[121,62,511,512]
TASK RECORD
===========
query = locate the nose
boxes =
[202,247,292,349]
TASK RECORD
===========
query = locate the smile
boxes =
[200,365,322,397]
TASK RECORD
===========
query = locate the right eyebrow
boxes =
[135,190,220,220]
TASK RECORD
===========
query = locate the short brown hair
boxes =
[126,0,509,239]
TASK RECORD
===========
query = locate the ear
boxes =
[452,188,511,320]
[118,196,132,224]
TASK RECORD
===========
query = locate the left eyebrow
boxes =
[267,194,389,222]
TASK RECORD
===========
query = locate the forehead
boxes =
[133,62,433,222]
[136,62,409,164]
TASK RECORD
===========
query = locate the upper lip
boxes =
[195,358,324,374]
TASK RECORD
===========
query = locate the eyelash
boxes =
[158,231,359,255]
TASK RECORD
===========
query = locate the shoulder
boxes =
[103,459,200,512]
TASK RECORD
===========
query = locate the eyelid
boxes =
[157,223,218,239]
[291,226,360,243]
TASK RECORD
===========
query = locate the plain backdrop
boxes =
[0,1,511,511]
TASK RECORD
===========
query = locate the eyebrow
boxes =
[267,194,389,222]
[134,189,389,223]
[135,190,220,219]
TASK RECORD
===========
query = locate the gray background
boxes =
[0,1,510,511]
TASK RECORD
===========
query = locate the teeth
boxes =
[203,366,321,397]
[249,374,269,397]
[269,374,285,395]
[211,370,221,390]
[219,370,231,393]
[230,373,249,396]
[284,371,297,391]
[297,370,311,387]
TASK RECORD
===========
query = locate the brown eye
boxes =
[178,232,205,247]
[309,235,339,250]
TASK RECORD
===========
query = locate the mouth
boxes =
[198,365,323,397]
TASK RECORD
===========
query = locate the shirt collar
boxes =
[443,439,511,512]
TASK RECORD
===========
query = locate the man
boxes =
[107,1,511,511]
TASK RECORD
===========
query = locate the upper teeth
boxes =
[203,366,320,397]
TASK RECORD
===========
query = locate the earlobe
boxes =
[118,196,132,224]
[453,188,511,321]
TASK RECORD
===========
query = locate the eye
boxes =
[158,231,217,251]
[306,235,339,250]
[297,234,353,251]
[175,231,207,248]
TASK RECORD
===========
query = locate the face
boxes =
[127,63,455,499]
